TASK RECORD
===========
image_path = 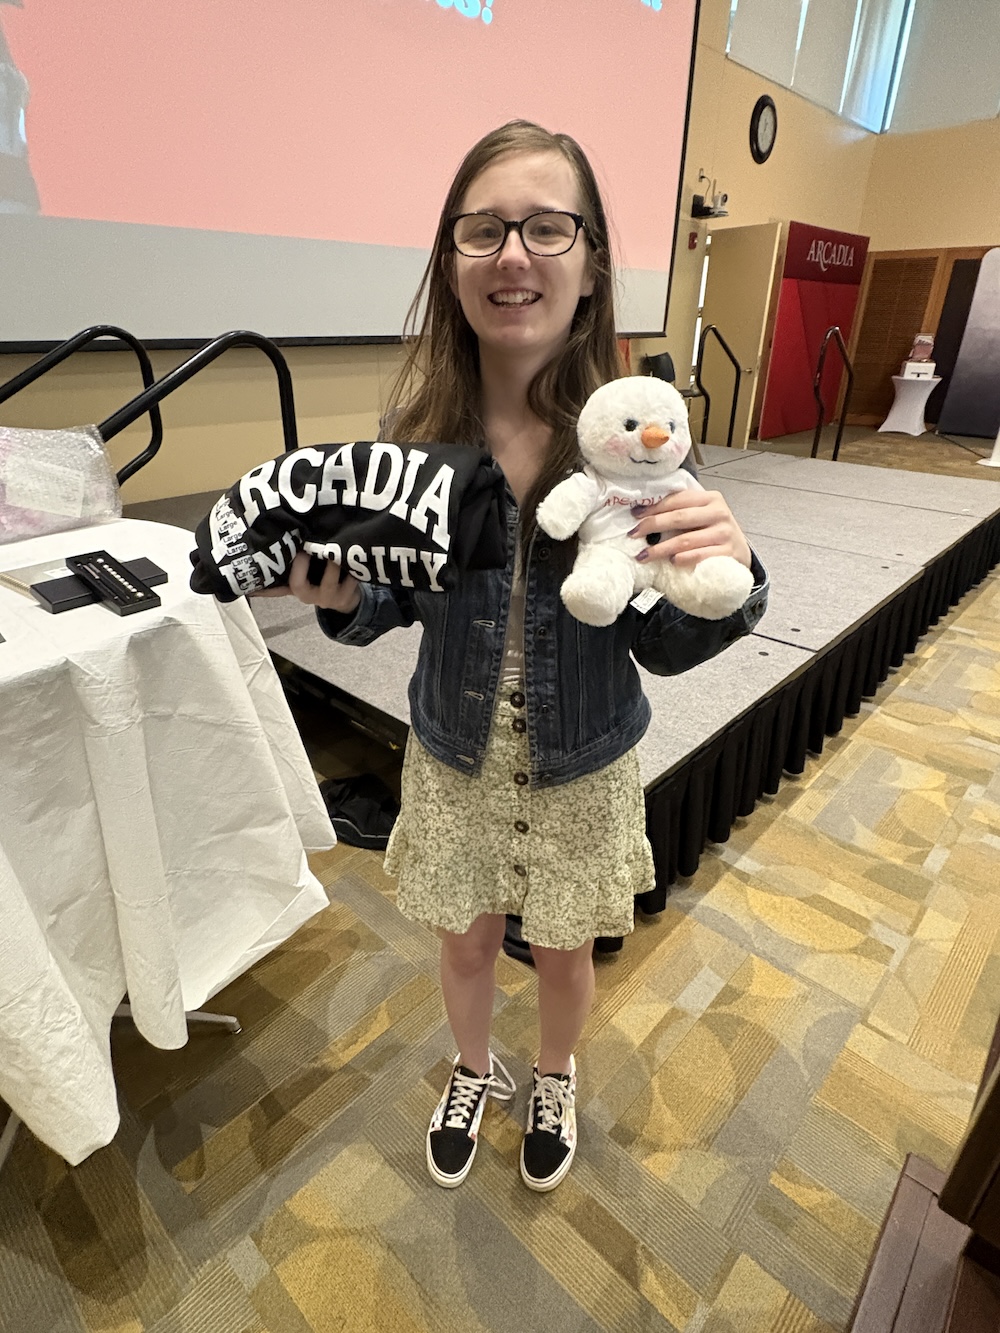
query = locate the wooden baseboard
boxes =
[850,1155,1000,1332]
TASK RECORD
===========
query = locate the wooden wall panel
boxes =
[848,255,938,422]
[846,246,996,426]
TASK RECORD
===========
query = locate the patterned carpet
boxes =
[2,440,1000,1333]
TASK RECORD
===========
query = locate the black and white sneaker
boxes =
[520,1055,577,1192]
[426,1053,516,1188]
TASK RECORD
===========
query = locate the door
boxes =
[697,222,782,448]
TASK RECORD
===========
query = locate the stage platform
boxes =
[125,446,1000,928]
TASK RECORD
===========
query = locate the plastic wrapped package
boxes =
[0,424,122,545]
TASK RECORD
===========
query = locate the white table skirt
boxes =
[878,375,941,436]
[0,519,335,1164]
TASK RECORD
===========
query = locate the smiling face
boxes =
[450,150,595,374]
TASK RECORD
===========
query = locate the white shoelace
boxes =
[444,1054,516,1130]
[532,1073,573,1135]
[489,1054,516,1102]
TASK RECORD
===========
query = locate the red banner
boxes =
[758,221,870,439]
[782,221,869,285]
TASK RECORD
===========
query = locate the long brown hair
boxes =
[383,120,625,549]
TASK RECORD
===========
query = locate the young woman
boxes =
[274,121,767,1191]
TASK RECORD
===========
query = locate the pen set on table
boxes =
[1,552,168,614]
[65,550,162,615]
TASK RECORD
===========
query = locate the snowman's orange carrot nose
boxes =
[641,424,669,450]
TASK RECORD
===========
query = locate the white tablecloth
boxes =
[0,519,335,1164]
[878,375,941,436]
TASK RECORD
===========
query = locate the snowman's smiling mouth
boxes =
[489,290,541,306]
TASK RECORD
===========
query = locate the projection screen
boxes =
[1,0,698,345]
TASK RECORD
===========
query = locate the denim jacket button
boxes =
[536,626,548,638]
[514,819,529,833]
[537,545,551,561]
[510,691,526,708]
[513,771,529,786]
[512,717,526,733]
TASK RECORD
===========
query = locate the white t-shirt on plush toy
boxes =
[575,468,700,545]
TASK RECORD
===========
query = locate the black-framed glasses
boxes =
[449,211,587,258]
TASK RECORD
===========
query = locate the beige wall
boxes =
[638,0,876,381]
[686,6,875,238]
[861,118,1000,251]
[3,0,998,500]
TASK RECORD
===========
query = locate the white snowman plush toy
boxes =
[536,376,754,627]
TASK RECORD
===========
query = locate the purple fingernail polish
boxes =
[627,524,640,537]
[636,549,650,563]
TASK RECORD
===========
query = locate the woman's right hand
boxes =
[252,551,362,614]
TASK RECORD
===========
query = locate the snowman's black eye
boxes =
[624,418,639,432]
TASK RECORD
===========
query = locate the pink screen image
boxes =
[2,1,696,339]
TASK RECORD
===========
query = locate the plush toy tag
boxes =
[630,587,663,613]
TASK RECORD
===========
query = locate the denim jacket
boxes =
[318,497,768,788]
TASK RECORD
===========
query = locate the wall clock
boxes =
[750,95,777,164]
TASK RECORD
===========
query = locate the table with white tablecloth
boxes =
[0,519,335,1164]
[878,374,942,436]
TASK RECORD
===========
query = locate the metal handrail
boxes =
[0,324,164,485]
[811,325,855,462]
[693,324,742,448]
[98,330,298,466]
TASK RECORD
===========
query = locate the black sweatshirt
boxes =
[189,440,507,601]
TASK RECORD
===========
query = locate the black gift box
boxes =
[29,558,167,613]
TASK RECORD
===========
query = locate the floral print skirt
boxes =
[383,691,654,950]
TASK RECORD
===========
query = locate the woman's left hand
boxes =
[628,489,753,570]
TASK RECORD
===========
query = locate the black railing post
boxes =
[98,330,298,465]
[0,325,164,484]
[811,326,856,461]
[694,324,742,447]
